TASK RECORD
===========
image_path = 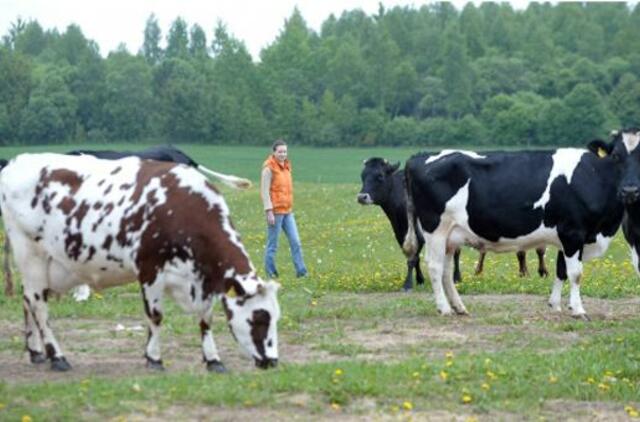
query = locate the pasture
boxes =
[0,144,639,420]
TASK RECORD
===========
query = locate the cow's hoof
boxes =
[51,357,72,372]
[145,358,165,371]
[29,350,47,364]
[548,302,562,312]
[437,308,453,316]
[206,360,228,373]
[454,308,469,316]
[572,313,590,322]
[539,270,549,278]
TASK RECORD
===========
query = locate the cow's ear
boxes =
[587,139,612,158]
[386,161,400,174]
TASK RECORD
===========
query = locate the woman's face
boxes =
[274,145,288,163]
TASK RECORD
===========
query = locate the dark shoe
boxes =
[267,271,279,279]
[296,271,308,278]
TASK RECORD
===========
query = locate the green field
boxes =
[0,144,639,420]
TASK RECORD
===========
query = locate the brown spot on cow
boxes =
[58,197,76,215]
[250,310,271,359]
[68,200,90,229]
[132,163,252,298]
[64,232,84,260]
[104,185,113,195]
[102,235,113,250]
[93,201,103,210]
[110,166,122,175]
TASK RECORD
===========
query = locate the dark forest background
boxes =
[2,2,640,147]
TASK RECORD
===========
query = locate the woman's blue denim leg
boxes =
[281,213,307,277]
[264,214,284,278]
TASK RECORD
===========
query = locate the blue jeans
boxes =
[265,213,307,277]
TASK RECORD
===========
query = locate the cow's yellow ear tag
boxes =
[226,288,237,298]
[597,147,607,158]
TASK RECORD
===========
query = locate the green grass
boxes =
[0,144,639,420]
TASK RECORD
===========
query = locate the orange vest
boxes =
[264,155,293,214]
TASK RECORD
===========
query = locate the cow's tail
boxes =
[0,158,13,296]
[197,165,252,190]
[402,164,419,257]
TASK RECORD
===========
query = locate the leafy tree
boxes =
[609,73,640,127]
[563,83,606,142]
[165,18,189,59]
[142,14,163,65]
[189,24,208,60]
[440,22,473,117]
[0,47,33,142]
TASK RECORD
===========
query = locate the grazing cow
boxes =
[0,153,279,372]
[357,158,547,291]
[1,145,252,301]
[403,130,640,319]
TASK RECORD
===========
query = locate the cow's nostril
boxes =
[357,193,370,204]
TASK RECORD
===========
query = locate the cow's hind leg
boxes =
[474,251,486,275]
[23,297,46,363]
[200,299,227,373]
[452,248,462,283]
[442,251,468,315]
[548,251,566,313]
[141,281,165,370]
[403,256,417,291]
[425,233,452,315]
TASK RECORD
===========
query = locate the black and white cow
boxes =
[403,130,640,319]
[0,153,279,372]
[357,158,547,291]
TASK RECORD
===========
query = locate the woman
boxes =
[261,139,308,278]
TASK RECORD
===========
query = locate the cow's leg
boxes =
[548,251,566,312]
[23,298,46,364]
[474,251,486,275]
[403,256,417,292]
[453,248,462,283]
[517,251,529,277]
[141,281,165,370]
[564,251,587,319]
[536,247,549,277]
[425,233,452,315]
[200,300,227,373]
[4,235,14,297]
[442,251,468,315]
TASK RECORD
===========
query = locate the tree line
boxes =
[2,2,640,147]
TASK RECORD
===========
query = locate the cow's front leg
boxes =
[200,299,227,373]
[442,251,468,315]
[517,251,529,277]
[23,298,45,364]
[536,247,549,277]
[425,234,452,315]
[403,255,418,292]
[548,251,566,312]
[141,282,165,370]
[565,251,588,319]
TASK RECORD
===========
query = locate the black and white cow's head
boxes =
[222,280,281,369]
[588,128,640,204]
[357,158,400,205]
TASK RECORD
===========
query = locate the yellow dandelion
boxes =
[446,351,454,359]
[132,383,141,392]
[446,360,453,367]
[598,383,610,391]
[466,417,479,422]
[0,403,5,410]
[330,402,341,411]
[403,401,413,411]
[486,370,497,380]
[481,383,490,390]
[311,300,318,306]
[22,416,32,422]
[586,377,596,384]
[440,370,448,381]
[334,369,343,376]
[412,371,420,378]
[548,375,558,384]
[93,292,103,300]
[462,394,473,404]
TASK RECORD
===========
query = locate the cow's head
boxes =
[357,158,400,205]
[222,279,281,369]
[588,128,640,204]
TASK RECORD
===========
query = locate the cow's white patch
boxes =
[548,278,564,312]
[425,150,486,164]
[564,252,585,316]
[533,148,586,209]
[622,132,640,153]
[582,234,612,261]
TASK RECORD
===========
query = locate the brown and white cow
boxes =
[0,153,280,372]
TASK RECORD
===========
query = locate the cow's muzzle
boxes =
[620,186,640,204]
[357,193,373,205]
[255,357,278,369]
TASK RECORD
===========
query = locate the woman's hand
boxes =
[266,209,275,225]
